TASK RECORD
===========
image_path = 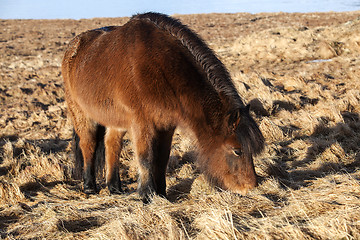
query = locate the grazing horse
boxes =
[62,12,264,202]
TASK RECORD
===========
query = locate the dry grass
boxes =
[1,11,360,239]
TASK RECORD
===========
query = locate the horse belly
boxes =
[87,102,132,129]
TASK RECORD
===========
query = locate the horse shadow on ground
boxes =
[265,111,360,190]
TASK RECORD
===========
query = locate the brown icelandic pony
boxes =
[62,12,264,202]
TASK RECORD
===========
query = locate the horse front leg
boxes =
[104,128,126,194]
[152,128,175,197]
[135,138,156,203]
[132,125,174,203]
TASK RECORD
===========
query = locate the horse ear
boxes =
[227,105,250,132]
[228,109,241,132]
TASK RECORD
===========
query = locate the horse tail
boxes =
[71,125,106,180]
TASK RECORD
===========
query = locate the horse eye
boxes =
[232,149,242,156]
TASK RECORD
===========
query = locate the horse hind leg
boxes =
[67,96,103,194]
[75,120,101,194]
[104,128,126,194]
[73,124,106,194]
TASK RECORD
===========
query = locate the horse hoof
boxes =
[108,186,123,195]
[83,179,97,194]
[83,188,97,195]
[142,195,152,204]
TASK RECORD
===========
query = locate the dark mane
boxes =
[132,12,244,108]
